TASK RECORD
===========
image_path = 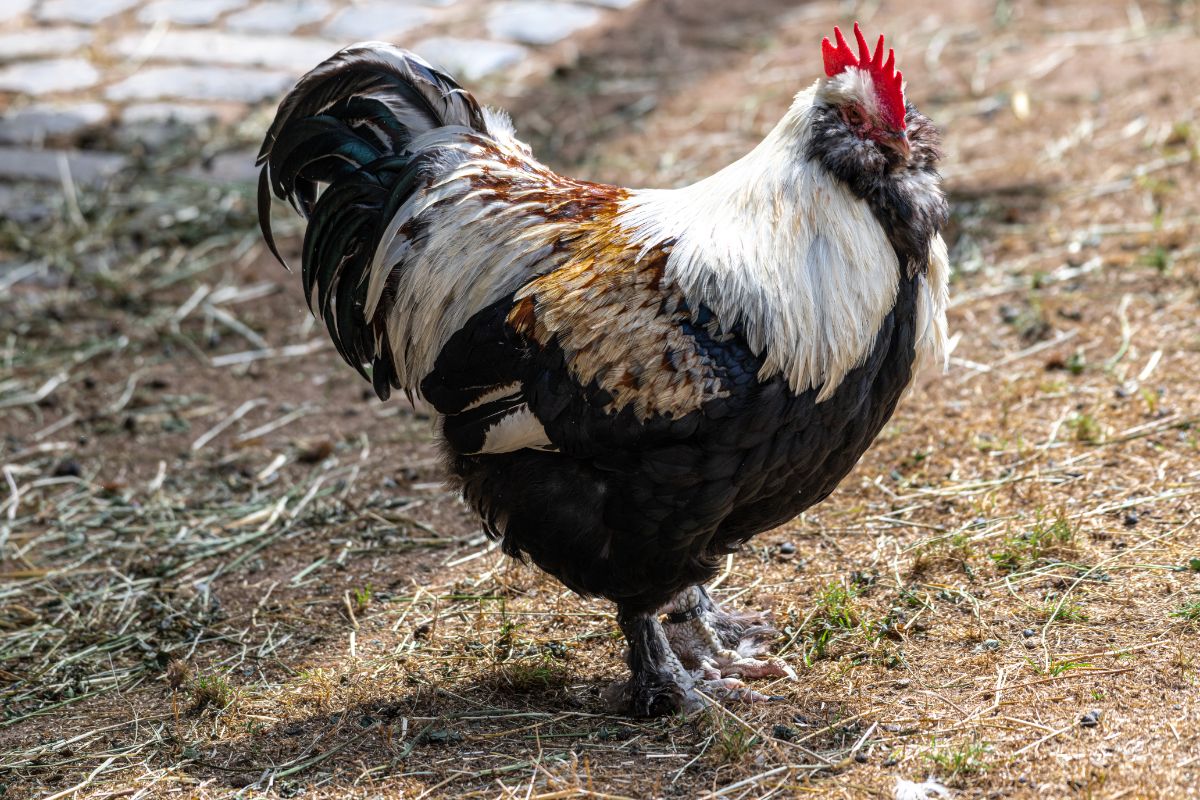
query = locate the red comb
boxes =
[821,22,906,131]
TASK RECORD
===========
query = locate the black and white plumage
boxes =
[258,25,949,716]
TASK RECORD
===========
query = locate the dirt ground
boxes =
[3,0,1200,798]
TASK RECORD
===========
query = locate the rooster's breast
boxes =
[712,268,921,545]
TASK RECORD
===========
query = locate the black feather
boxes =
[257,44,489,399]
[257,167,287,270]
[430,259,926,615]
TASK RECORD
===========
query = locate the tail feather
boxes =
[257,43,489,398]
[258,41,484,171]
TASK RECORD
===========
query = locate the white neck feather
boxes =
[617,84,907,401]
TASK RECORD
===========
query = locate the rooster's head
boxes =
[816,23,910,162]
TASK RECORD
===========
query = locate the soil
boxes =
[2,0,1199,798]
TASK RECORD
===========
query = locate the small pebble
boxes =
[1123,511,1139,528]
[772,724,796,741]
[52,459,82,477]
[1022,628,1037,638]
[854,752,868,763]
[1024,640,1037,649]
[1080,709,1102,728]
[778,542,797,555]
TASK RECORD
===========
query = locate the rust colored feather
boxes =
[509,235,730,421]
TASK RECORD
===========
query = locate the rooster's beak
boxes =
[885,130,911,161]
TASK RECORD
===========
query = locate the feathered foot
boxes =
[609,588,795,717]
[661,585,796,689]
[609,610,700,717]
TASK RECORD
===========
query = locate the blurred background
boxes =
[2,1,1199,798]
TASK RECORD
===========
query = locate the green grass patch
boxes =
[989,509,1077,572]
[796,582,879,665]
[1171,601,1200,622]
[926,738,992,776]
[1068,412,1103,444]
[698,709,762,764]
[1041,599,1089,624]
[351,584,373,615]
[189,673,235,712]
[1046,659,1092,677]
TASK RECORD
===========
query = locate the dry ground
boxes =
[3,0,1200,797]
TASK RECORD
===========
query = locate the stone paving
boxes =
[0,0,642,186]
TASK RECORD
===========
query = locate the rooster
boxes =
[258,23,949,716]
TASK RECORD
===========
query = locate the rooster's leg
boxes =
[661,585,796,688]
[612,608,763,716]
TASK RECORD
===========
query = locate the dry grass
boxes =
[3,0,1200,797]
